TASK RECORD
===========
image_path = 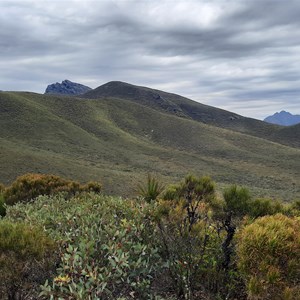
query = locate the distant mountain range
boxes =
[45,79,92,95]
[264,111,300,126]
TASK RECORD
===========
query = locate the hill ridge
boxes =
[82,81,299,148]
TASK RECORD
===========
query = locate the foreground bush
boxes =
[156,175,240,299]
[4,173,101,205]
[237,214,300,300]
[6,193,161,299]
[0,220,56,299]
[4,174,299,299]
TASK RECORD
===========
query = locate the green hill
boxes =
[83,81,300,148]
[0,87,299,199]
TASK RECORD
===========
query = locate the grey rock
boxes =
[45,79,92,95]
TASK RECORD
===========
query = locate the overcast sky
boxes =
[1,0,300,119]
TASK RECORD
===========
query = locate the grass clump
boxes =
[137,173,164,202]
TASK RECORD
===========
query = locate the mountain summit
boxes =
[45,79,92,95]
[264,111,300,126]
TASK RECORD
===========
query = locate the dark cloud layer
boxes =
[1,0,300,119]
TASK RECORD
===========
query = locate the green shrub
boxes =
[289,200,300,216]
[249,198,285,218]
[237,214,300,300]
[223,185,251,217]
[0,220,56,299]
[155,175,229,299]
[4,173,102,205]
[6,193,162,299]
[137,174,164,202]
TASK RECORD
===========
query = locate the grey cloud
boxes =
[0,0,300,119]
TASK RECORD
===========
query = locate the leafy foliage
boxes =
[237,214,300,300]
[3,173,300,300]
[0,220,56,299]
[249,198,285,218]
[6,193,162,299]
[3,173,102,206]
[223,185,289,219]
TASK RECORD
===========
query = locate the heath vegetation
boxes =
[0,173,299,299]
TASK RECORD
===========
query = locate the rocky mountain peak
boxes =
[264,110,300,126]
[45,79,92,95]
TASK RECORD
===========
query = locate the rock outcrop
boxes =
[45,80,92,95]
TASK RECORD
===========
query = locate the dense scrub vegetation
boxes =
[0,173,299,299]
[0,173,101,216]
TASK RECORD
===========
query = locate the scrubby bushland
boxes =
[237,214,300,300]
[3,173,102,206]
[3,174,299,300]
[0,220,56,299]
[6,193,162,299]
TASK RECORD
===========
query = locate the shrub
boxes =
[0,220,56,299]
[289,200,300,216]
[237,214,300,300]
[249,198,285,218]
[223,185,251,217]
[155,175,229,299]
[3,173,102,205]
[137,174,164,202]
[6,193,162,299]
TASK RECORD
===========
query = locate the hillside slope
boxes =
[0,91,299,199]
[82,81,300,147]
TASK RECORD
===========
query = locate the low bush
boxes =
[4,174,299,300]
[237,214,300,300]
[3,173,101,205]
[6,193,162,299]
[249,198,285,218]
[0,220,56,299]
